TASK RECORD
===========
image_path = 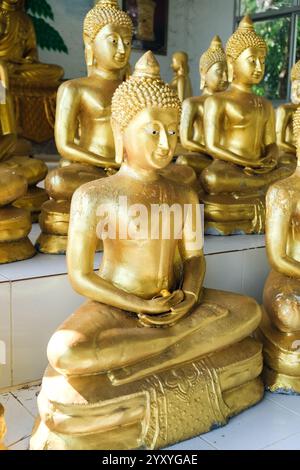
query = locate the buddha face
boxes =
[123,107,179,171]
[204,62,228,92]
[92,24,132,71]
[291,79,300,105]
[232,47,266,85]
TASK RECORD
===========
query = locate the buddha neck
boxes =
[2,1,22,11]
[119,162,160,183]
[91,67,122,81]
[231,81,253,94]
[202,86,214,96]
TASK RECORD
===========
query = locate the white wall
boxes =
[38,0,235,92]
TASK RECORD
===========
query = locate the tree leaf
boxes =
[29,16,68,53]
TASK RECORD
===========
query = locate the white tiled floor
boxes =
[1,386,300,450]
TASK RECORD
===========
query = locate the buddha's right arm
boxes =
[204,97,259,167]
[276,106,295,153]
[180,99,207,153]
[55,84,119,169]
[67,188,177,314]
[266,186,300,278]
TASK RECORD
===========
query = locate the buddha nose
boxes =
[159,128,170,152]
[118,38,126,55]
[256,59,263,72]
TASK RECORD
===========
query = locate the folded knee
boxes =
[47,330,88,375]
[271,293,300,333]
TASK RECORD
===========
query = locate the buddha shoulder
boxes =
[266,178,296,209]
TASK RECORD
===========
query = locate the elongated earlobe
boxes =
[200,74,205,90]
[112,121,124,164]
[227,59,234,83]
[85,44,94,68]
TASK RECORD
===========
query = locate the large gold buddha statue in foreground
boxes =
[276,60,300,165]
[0,0,64,142]
[177,36,228,176]
[257,108,300,395]
[36,0,133,254]
[201,16,293,236]
[0,404,6,450]
[31,52,263,451]
[170,51,193,102]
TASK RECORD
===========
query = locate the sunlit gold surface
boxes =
[178,36,228,177]
[0,0,64,142]
[37,0,133,254]
[258,108,300,393]
[276,61,300,166]
[170,51,193,102]
[32,51,263,450]
[0,404,6,451]
[200,16,294,235]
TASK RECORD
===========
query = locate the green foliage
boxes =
[25,0,68,54]
[25,0,54,20]
[29,16,68,53]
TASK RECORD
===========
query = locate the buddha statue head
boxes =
[199,35,228,92]
[111,51,181,168]
[83,0,133,73]
[171,51,190,77]
[291,61,300,105]
[226,15,267,85]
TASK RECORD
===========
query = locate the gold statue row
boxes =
[24,0,299,451]
[0,0,299,451]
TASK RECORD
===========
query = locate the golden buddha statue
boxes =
[201,16,293,236]
[177,36,228,176]
[0,404,6,450]
[257,108,300,395]
[0,60,48,222]
[170,51,193,103]
[31,52,263,451]
[276,60,300,166]
[36,0,133,254]
[0,0,64,143]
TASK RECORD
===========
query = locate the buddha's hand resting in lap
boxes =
[138,292,197,328]
[244,155,277,175]
[139,290,184,317]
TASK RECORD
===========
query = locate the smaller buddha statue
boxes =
[0,0,64,143]
[177,36,228,176]
[201,16,293,236]
[31,52,263,451]
[257,107,300,395]
[276,60,300,166]
[0,404,6,450]
[0,59,48,222]
[36,0,133,254]
[170,51,193,103]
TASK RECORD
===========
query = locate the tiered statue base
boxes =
[203,193,266,236]
[0,206,35,263]
[14,187,48,222]
[257,308,300,395]
[31,288,264,450]
[31,338,263,450]
[36,200,103,254]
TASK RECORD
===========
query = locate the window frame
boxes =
[234,0,300,103]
